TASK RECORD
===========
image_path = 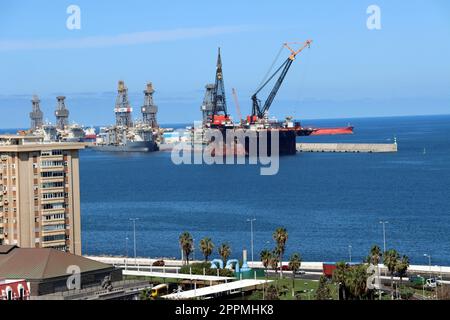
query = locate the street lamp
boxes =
[125,236,129,258]
[379,221,388,253]
[193,238,196,261]
[348,245,352,263]
[247,218,256,264]
[129,218,139,265]
[424,254,432,278]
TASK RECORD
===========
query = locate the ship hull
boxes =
[309,126,354,136]
[90,141,158,152]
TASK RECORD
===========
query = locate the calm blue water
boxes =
[4,115,450,265]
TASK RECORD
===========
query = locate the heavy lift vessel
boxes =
[203,40,354,155]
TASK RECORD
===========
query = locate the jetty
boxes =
[296,142,397,153]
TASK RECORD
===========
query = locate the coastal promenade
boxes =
[85,255,450,279]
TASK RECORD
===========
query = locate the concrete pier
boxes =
[296,142,397,153]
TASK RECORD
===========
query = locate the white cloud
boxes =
[0,25,248,51]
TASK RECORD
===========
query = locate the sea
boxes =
[2,115,450,265]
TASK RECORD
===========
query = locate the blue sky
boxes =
[0,0,449,128]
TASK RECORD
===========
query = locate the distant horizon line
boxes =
[1,113,449,131]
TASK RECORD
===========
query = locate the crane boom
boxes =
[251,40,312,120]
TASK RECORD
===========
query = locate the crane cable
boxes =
[256,44,284,90]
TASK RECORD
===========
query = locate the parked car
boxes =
[409,275,426,286]
[152,259,165,267]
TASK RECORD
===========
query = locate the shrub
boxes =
[179,262,234,277]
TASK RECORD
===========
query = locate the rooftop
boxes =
[0,246,113,280]
[0,134,85,151]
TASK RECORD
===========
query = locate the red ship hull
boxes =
[309,126,354,136]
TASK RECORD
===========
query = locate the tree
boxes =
[199,237,214,262]
[346,264,369,300]
[332,262,349,300]
[395,255,410,285]
[367,245,382,265]
[260,249,272,300]
[288,253,302,297]
[383,249,400,288]
[270,251,280,275]
[218,243,231,263]
[265,285,280,300]
[273,227,288,278]
[178,232,193,265]
[260,249,272,276]
[315,276,332,300]
[332,262,370,300]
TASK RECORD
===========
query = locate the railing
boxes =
[115,263,181,274]
[33,279,152,300]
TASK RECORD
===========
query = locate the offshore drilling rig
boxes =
[30,95,43,130]
[93,80,159,152]
[199,41,353,155]
[141,82,158,128]
[200,84,215,124]
[114,80,133,127]
[55,96,69,130]
[201,48,233,128]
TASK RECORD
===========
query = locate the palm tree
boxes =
[383,249,400,288]
[288,253,302,297]
[332,262,348,300]
[272,227,288,278]
[178,232,193,265]
[199,237,214,262]
[260,249,272,275]
[395,255,410,285]
[218,243,231,264]
[270,252,279,275]
[315,276,332,300]
[367,245,382,266]
[260,249,272,300]
[347,265,368,299]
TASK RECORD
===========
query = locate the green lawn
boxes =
[248,276,338,300]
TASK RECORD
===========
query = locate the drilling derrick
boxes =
[55,96,69,130]
[114,80,133,127]
[200,84,215,124]
[141,82,158,128]
[211,48,229,121]
[30,95,43,130]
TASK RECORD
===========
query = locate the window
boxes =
[52,150,63,156]
[42,192,64,199]
[41,171,64,178]
[40,160,64,167]
[43,213,65,221]
[41,181,64,188]
[42,224,65,232]
[42,203,66,210]
[43,234,66,242]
